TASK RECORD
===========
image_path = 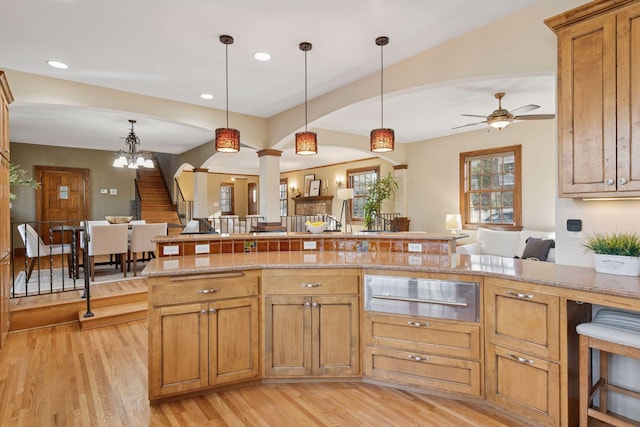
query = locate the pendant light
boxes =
[370,36,394,153]
[295,42,317,155]
[215,35,240,153]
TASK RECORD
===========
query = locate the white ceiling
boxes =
[0,0,554,173]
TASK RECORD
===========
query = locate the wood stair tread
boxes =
[78,301,148,330]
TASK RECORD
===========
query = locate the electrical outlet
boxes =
[304,241,317,250]
[195,244,209,254]
[163,245,179,255]
[408,243,422,253]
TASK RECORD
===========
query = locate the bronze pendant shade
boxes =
[295,41,317,155]
[370,36,394,153]
[215,34,240,153]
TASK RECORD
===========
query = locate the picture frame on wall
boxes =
[303,174,315,197]
[309,179,321,197]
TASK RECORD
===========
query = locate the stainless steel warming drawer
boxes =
[364,274,479,322]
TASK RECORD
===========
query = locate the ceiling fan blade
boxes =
[452,121,486,129]
[460,114,487,118]
[514,114,556,121]
[509,104,540,115]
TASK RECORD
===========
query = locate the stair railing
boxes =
[175,178,193,226]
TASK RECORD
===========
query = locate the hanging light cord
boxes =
[380,41,384,128]
[304,48,308,132]
[225,41,229,128]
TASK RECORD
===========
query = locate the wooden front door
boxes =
[35,166,90,243]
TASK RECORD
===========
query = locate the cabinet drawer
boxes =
[363,345,481,397]
[486,344,560,426]
[485,280,559,361]
[363,313,480,360]
[262,269,359,295]
[151,270,260,306]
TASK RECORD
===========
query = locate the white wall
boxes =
[405,120,556,238]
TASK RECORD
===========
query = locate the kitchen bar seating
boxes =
[577,309,640,427]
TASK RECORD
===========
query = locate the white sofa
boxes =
[457,227,556,262]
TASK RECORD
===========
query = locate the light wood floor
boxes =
[0,320,531,427]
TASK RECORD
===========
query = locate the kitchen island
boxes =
[143,232,640,426]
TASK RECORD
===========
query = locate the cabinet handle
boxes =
[619,177,628,185]
[312,302,319,308]
[407,320,429,327]
[507,353,534,365]
[304,302,311,308]
[408,354,429,362]
[507,291,533,299]
[198,288,220,294]
[209,308,216,313]
[201,309,208,314]
[301,283,321,288]
[607,178,615,185]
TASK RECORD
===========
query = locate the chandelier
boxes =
[112,119,154,169]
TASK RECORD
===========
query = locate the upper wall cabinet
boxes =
[546,0,640,198]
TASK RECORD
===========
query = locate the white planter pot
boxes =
[593,254,640,277]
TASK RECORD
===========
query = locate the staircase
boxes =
[136,161,182,232]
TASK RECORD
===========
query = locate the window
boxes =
[460,145,521,230]
[220,183,234,215]
[279,179,288,217]
[347,166,379,220]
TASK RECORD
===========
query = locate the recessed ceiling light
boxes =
[200,93,214,100]
[254,52,271,61]
[47,60,68,69]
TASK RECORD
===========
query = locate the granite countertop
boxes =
[142,251,640,301]
[152,231,468,243]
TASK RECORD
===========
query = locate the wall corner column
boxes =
[192,167,209,218]
[257,149,282,224]
[394,164,408,216]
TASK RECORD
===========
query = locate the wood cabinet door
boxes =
[0,254,9,347]
[616,2,640,193]
[209,297,259,385]
[312,295,360,376]
[486,344,560,426]
[486,281,560,361]
[264,295,311,377]
[149,302,209,398]
[557,11,617,196]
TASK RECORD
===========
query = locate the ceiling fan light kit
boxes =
[215,34,240,153]
[295,41,318,155]
[370,36,395,153]
[454,91,555,131]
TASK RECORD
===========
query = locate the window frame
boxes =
[459,145,522,231]
[279,178,288,217]
[220,183,234,215]
[347,165,380,222]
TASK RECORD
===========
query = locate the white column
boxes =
[394,165,408,216]
[192,168,209,218]
[257,149,282,224]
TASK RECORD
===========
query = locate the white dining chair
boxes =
[86,223,129,281]
[17,224,73,282]
[128,222,167,275]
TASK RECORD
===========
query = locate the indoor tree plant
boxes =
[363,172,398,230]
[9,162,40,200]
[582,231,640,276]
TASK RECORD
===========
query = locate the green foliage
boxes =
[582,231,640,257]
[363,172,398,229]
[9,162,40,200]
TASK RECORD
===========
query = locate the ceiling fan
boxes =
[453,92,555,130]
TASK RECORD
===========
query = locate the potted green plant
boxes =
[362,172,398,230]
[582,231,640,276]
[9,162,40,200]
